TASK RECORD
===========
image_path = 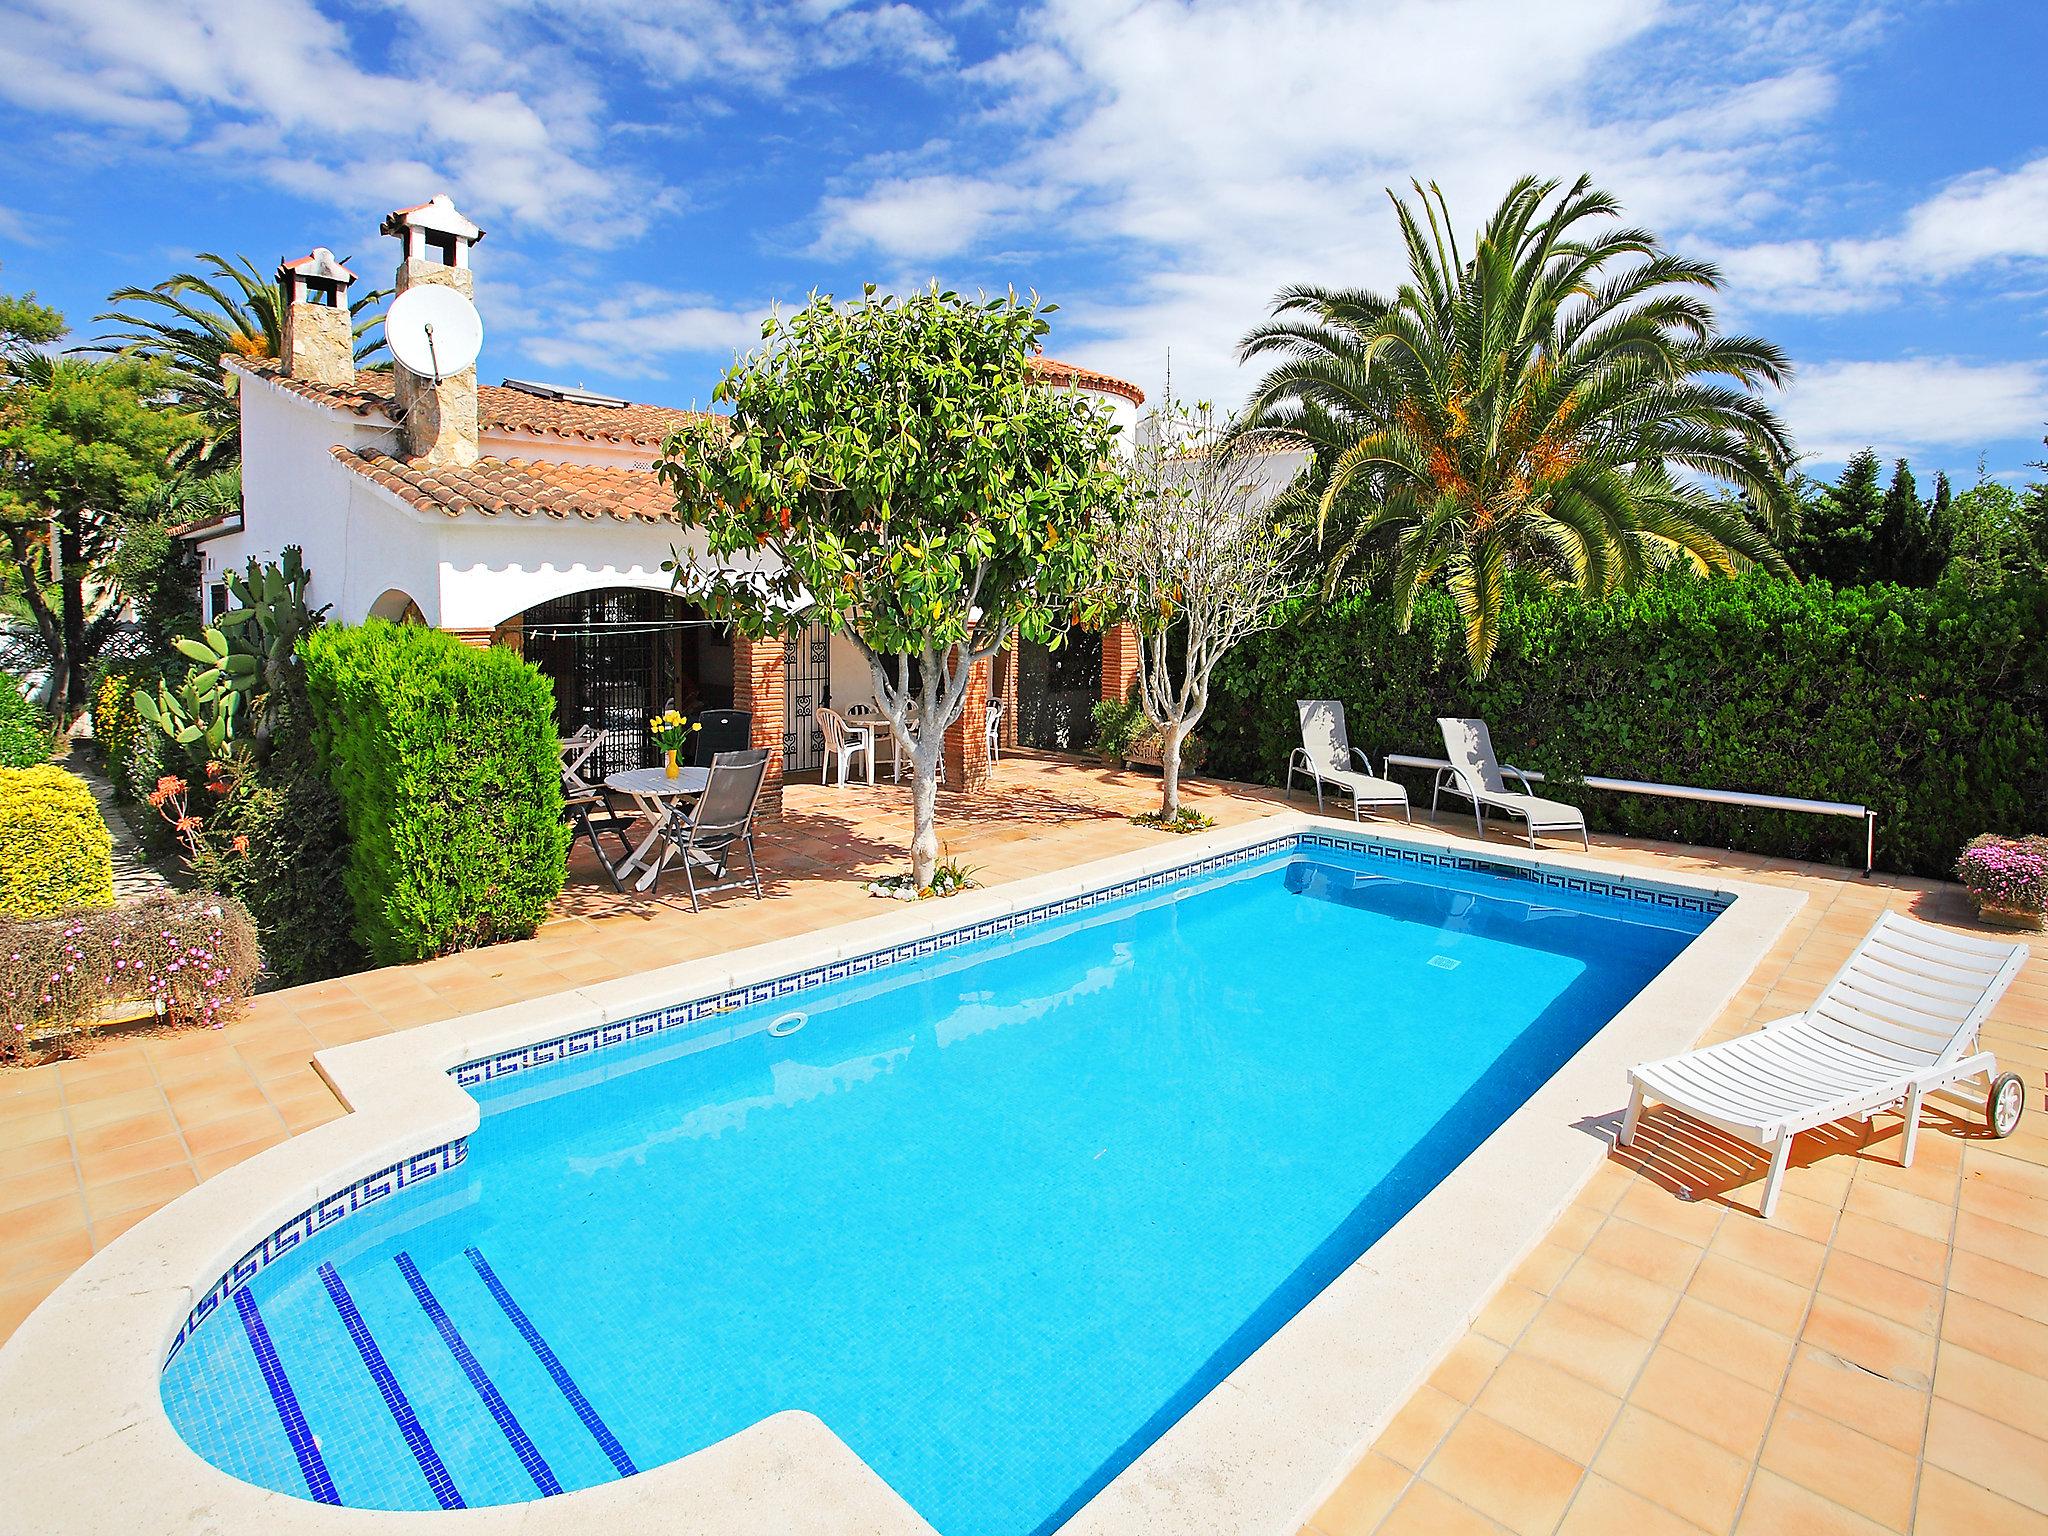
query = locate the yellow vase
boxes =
[664,749,679,779]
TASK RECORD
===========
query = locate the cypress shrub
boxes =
[0,765,115,917]
[301,622,569,963]
[1204,571,2048,877]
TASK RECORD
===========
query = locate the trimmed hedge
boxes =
[1204,572,2048,877]
[0,679,54,768]
[0,765,115,918]
[301,622,569,964]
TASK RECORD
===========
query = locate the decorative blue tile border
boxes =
[164,826,1728,1377]
[165,1140,468,1369]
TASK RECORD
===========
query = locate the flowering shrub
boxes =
[0,892,260,1063]
[0,764,113,918]
[1956,834,2048,912]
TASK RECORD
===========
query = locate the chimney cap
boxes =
[276,247,356,286]
[380,194,485,244]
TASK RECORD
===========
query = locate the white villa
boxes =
[182,195,1151,810]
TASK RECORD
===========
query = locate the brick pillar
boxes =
[942,657,993,794]
[1101,623,1140,703]
[735,632,786,817]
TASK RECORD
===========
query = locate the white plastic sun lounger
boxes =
[1288,700,1410,822]
[1435,717,1588,849]
[1624,911,2028,1218]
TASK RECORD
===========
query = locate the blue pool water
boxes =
[163,841,1715,1534]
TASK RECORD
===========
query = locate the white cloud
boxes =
[505,283,771,383]
[1781,358,2048,463]
[1719,156,2048,313]
[810,0,1875,402]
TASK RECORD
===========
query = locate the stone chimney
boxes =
[276,248,356,386]
[380,194,484,466]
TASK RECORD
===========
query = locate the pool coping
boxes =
[0,811,1804,1536]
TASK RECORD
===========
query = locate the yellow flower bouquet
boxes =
[649,709,701,776]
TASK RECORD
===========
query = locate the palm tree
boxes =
[1239,175,1797,677]
[89,253,386,462]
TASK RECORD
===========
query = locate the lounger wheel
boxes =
[1988,1072,2025,1138]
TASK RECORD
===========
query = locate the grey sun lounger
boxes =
[1435,717,1588,849]
[1287,700,1410,822]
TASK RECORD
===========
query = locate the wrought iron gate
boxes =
[521,588,733,782]
[782,622,831,772]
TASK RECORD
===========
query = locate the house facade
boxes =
[187,196,1149,813]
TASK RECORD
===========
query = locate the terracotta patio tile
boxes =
[1684,1251,1810,1335]
[1507,1239,1578,1296]
[1961,1177,2048,1237]
[1375,1478,1510,1535]
[0,1160,81,1216]
[61,1085,167,1132]
[1923,1399,2048,1517]
[1471,1352,1622,1464]
[82,1162,195,1224]
[1628,1347,1776,1460]
[1372,1383,1464,1472]
[1800,1295,1936,1390]
[0,1190,89,1248]
[1551,1254,1682,1339]
[1843,1179,1956,1245]
[1933,1341,2048,1440]
[1829,1209,1950,1284]
[1955,1207,2048,1276]
[1945,1244,2048,1317]
[1940,1291,2048,1378]
[75,1131,189,1188]
[70,1108,179,1159]
[1779,1343,1928,1455]
[1585,1216,1703,1290]
[1758,1401,1918,1529]
[1427,1332,1508,1404]
[1815,1249,1942,1334]
[180,1106,287,1160]
[1555,1474,1706,1536]
[192,1132,289,1183]
[1735,1469,1896,1536]
[1305,1451,1409,1535]
[1613,1179,1724,1246]
[88,1203,158,1247]
[1470,1281,1544,1345]
[1661,1295,1797,1392]
[163,1075,274,1128]
[1421,1409,1585,1536]
[0,1107,67,1146]
[1914,1465,2048,1536]
[1592,1404,1749,1534]
[1516,1299,1657,1398]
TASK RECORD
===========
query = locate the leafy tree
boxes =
[1239,174,1795,676]
[105,468,234,654]
[1,289,63,354]
[0,331,203,716]
[1107,397,1302,819]
[1941,458,2045,593]
[659,285,1128,888]
[91,253,386,463]
[1791,449,1883,584]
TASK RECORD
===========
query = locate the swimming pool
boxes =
[159,832,1720,1535]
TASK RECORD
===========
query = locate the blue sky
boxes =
[1,0,2044,482]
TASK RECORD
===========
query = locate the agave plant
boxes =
[89,253,386,462]
[1239,175,1798,676]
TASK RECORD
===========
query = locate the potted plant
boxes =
[1956,834,2048,930]
[649,709,700,777]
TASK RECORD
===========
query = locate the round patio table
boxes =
[606,765,710,891]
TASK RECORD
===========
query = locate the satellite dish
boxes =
[386,285,483,383]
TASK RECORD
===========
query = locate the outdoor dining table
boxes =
[606,765,710,892]
[845,707,913,781]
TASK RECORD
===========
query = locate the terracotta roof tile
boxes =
[1028,354,1146,407]
[230,357,717,447]
[333,448,682,523]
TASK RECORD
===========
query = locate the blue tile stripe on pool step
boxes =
[395,1251,562,1497]
[465,1247,638,1479]
[318,1262,466,1510]
[233,1286,340,1505]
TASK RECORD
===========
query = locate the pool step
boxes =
[243,1249,636,1509]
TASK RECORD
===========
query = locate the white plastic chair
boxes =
[816,706,874,787]
[986,696,1006,765]
[1287,700,1410,822]
[1624,912,2028,1218]
[1435,716,1587,849]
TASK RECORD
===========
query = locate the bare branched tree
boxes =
[1108,400,1304,819]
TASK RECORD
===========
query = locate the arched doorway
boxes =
[519,588,734,781]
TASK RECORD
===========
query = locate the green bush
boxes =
[0,679,55,768]
[1204,571,2048,877]
[301,621,569,963]
[88,662,155,795]
[0,764,115,917]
